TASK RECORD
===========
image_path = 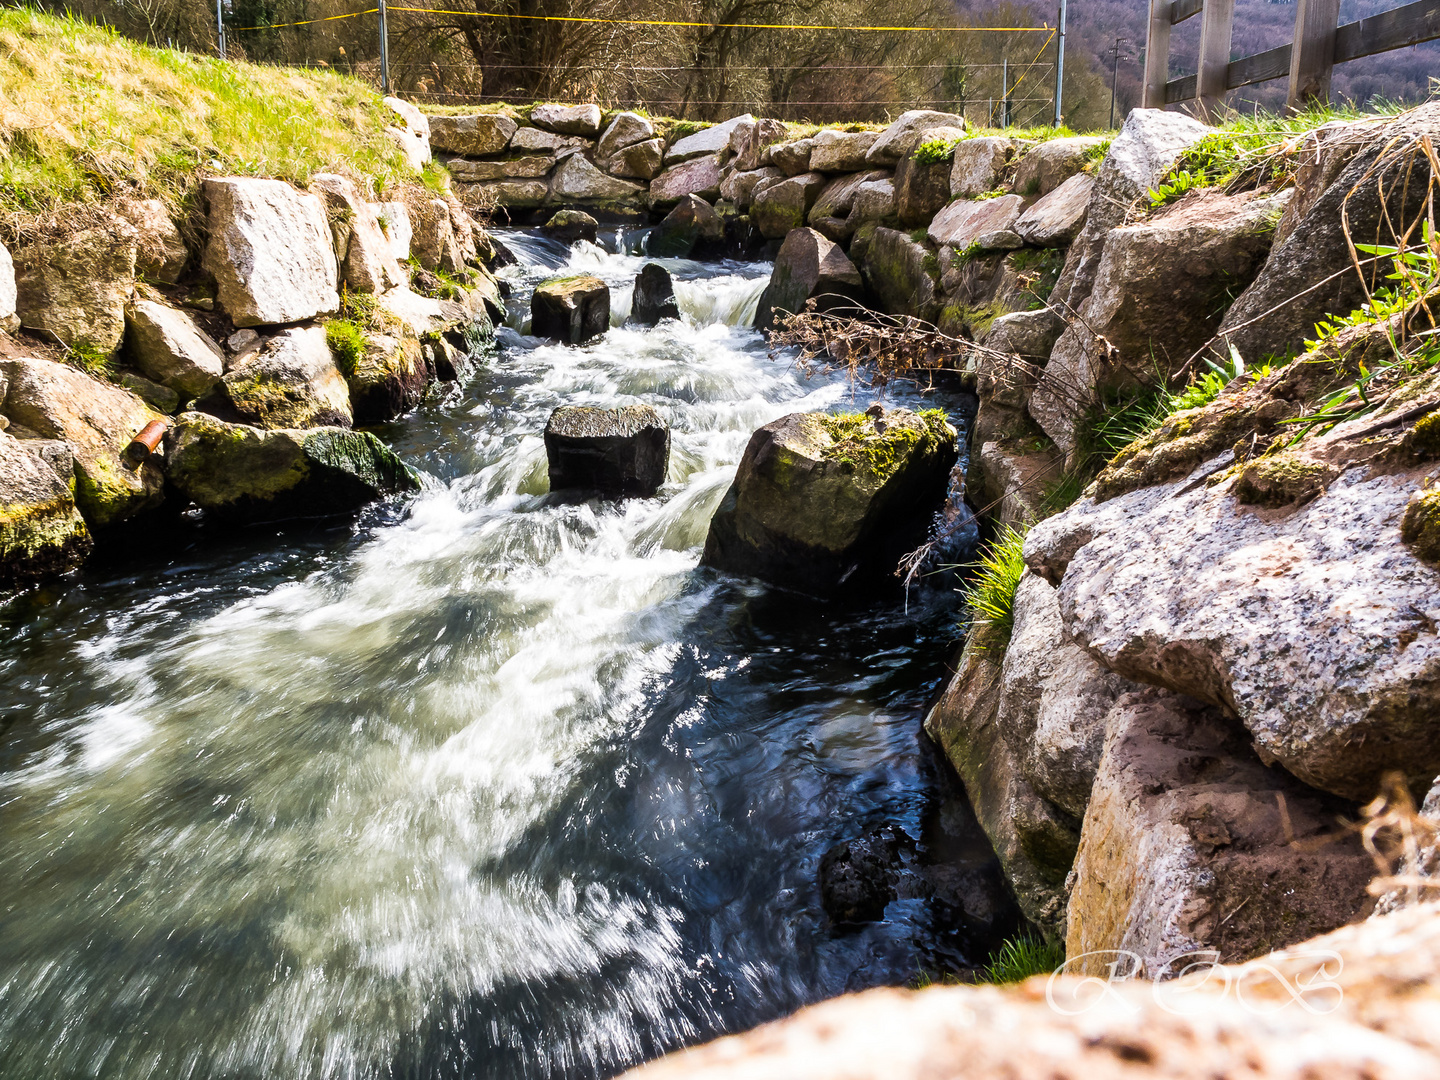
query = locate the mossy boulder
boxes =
[0,358,165,529]
[861,227,940,321]
[531,275,609,345]
[701,406,957,596]
[346,332,429,425]
[209,325,353,430]
[1401,485,1440,565]
[0,432,91,590]
[166,412,419,524]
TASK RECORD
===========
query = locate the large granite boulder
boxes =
[770,139,814,176]
[719,165,783,210]
[848,178,896,226]
[894,154,955,227]
[606,138,665,180]
[551,154,647,205]
[1012,136,1106,196]
[445,156,552,182]
[112,198,188,284]
[405,195,466,275]
[0,358,164,529]
[927,194,1025,249]
[807,169,890,237]
[754,227,862,331]
[649,156,724,205]
[166,412,418,524]
[530,102,602,136]
[1031,189,1286,454]
[596,111,656,160]
[950,137,1015,197]
[861,227,940,321]
[309,173,405,295]
[123,300,226,399]
[865,110,966,166]
[751,172,826,239]
[428,113,517,156]
[647,194,724,257]
[0,431,91,590]
[731,117,788,171]
[665,114,753,163]
[540,209,599,245]
[14,217,138,355]
[509,127,592,155]
[1013,173,1093,247]
[210,325,353,430]
[808,129,880,172]
[631,263,680,325]
[203,177,339,327]
[532,275,609,344]
[544,404,670,498]
[701,407,957,596]
[1067,686,1374,974]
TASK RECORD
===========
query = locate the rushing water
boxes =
[0,232,995,1079]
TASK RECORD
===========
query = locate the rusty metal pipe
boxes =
[125,419,169,466]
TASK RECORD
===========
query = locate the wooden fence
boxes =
[1142,0,1440,120]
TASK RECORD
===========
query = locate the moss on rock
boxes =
[1233,452,1336,508]
[1401,486,1440,565]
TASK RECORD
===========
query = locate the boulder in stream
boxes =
[166,412,419,524]
[754,227,862,331]
[531,275,610,345]
[544,404,671,498]
[701,407,957,596]
[631,264,680,325]
[540,209,599,245]
[0,431,91,590]
[647,194,724,258]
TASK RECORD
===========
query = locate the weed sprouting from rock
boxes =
[958,523,1028,650]
[981,934,1064,984]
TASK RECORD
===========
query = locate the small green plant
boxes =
[951,240,984,266]
[958,523,1028,649]
[64,339,114,378]
[324,317,366,377]
[1148,169,1207,208]
[981,934,1065,984]
[914,136,962,166]
[1081,139,1111,171]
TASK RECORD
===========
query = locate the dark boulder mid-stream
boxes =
[531,274,611,344]
[631,263,680,325]
[702,406,957,596]
[544,404,671,498]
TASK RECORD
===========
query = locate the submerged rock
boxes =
[540,209,599,245]
[0,358,164,529]
[544,404,670,498]
[630,264,680,326]
[166,412,419,524]
[0,431,91,590]
[532,275,610,344]
[701,408,957,596]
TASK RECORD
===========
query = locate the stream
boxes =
[0,232,997,1079]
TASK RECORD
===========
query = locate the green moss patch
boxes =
[1401,486,1440,565]
[1233,453,1335,508]
[817,409,954,484]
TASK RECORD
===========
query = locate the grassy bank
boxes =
[0,8,411,226]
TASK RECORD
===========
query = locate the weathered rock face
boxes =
[0,358,164,529]
[544,405,670,498]
[346,332,428,425]
[14,218,138,354]
[619,902,1440,1080]
[1024,435,1440,802]
[808,129,880,173]
[665,114,753,163]
[1218,103,1440,367]
[701,408,957,596]
[1013,135,1105,196]
[861,227,939,320]
[509,127,592,155]
[950,137,1014,197]
[631,263,679,325]
[808,169,890,228]
[1067,686,1375,975]
[770,138,814,176]
[1013,172,1093,247]
[203,178,340,328]
[428,113,517,156]
[972,438,1062,528]
[383,96,431,169]
[606,137,665,181]
[212,325,353,430]
[751,172,826,238]
[0,431,91,590]
[531,275,610,344]
[112,198,188,284]
[551,153,647,204]
[309,173,404,295]
[1049,108,1210,319]
[124,300,225,400]
[895,154,958,227]
[648,194,723,257]
[648,156,724,205]
[865,110,965,166]
[1032,189,1286,454]
[406,196,465,275]
[530,102,602,136]
[848,178,896,225]
[539,208,599,245]
[731,117,787,171]
[754,227,862,331]
[459,179,550,209]
[719,165,782,209]
[596,111,656,160]
[927,194,1025,249]
[166,412,418,524]
[376,200,412,262]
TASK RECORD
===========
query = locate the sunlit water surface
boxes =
[0,232,988,1080]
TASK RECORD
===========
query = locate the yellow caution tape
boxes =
[230,7,377,31]
[1004,29,1058,100]
[389,6,1052,33]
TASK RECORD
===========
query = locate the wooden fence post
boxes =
[1143,0,1172,108]
[1288,0,1341,110]
[1196,0,1235,122]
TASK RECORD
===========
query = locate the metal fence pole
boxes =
[216,0,226,58]
[378,0,391,93]
[1054,0,1067,127]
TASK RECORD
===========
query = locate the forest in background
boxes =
[38,0,1440,129]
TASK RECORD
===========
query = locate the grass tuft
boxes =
[324,318,366,377]
[982,934,1064,983]
[958,523,1027,649]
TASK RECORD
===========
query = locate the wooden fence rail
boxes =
[1142,0,1440,120]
